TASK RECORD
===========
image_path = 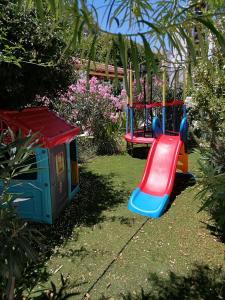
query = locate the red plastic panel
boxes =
[124,133,154,144]
[131,100,184,110]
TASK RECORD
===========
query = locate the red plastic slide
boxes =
[128,134,183,218]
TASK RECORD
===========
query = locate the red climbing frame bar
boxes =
[132,100,183,109]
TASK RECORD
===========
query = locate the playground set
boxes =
[125,66,189,218]
[0,107,80,224]
[0,65,190,223]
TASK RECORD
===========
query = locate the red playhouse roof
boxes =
[0,107,80,148]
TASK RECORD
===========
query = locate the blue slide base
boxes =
[128,188,169,218]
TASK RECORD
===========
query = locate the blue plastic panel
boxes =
[152,117,163,138]
[128,188,169,218]
[0,148,52,223]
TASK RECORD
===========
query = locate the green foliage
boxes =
[197,159,225,234]
[0,129,38,204]
[22,274,79,299]
[0,0,76,108]
[0,209,42,299]
[73,32,145,68]
[191,51,225,235]
[36,77,126,155]
[15,0,225,95]
[0,129,43,299]
[191,53,225,169]
[91,110,126,155]
[122,264,225,300]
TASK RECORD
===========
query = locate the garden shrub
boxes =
[191,54,225,169]
[0,0,76,108]
[36,77,126,155]
[0,129,43,299]
[197,159,225,236]
[191,51,225,235]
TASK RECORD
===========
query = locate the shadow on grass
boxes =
[201,222,225,244]
[69,167,129,227]
[121,264,225,300]
[17,167,129,297]
[168,172,196,207]
[128,143,198,159]
[127,146,150,160]
[38,166,129,245]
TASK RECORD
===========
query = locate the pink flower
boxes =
[69,95,76,102]
[110,96,122,110]
[98,84,111,98]
[110,112,119,123]
[71,109,78,119]
[59,95,69,103]
[35,95,50,106]
[137,92,144,102]
[120,89,127,98]
[75,79,87,94]
[68,84,77,93]
[89,76,98,86]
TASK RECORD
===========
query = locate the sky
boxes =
[85,0,186,54]
[87,0,132,33]
[86,0,149,42]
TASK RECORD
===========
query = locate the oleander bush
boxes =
[0,129,43,299]
[36,77,126,155]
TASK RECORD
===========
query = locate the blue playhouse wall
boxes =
[0,139,79,224]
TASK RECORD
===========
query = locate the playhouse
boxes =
[0,107,80,224]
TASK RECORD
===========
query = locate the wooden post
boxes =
[129,67,133,107]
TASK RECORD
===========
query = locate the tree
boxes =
[13,0,225,92]
[0,0,76,108]
[2,1,225,97]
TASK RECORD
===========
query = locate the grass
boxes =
[22,148,225,299]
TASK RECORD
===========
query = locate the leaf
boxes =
[112,40,119,87]
[86,33,97,78]
[166,30,184,62]
[59,16,81,61]
[47,0,56,17]
[178,26,196,63]
[104,40,113,79]
[108,1,127,29]
[33,0,44,18]
[195,17,225,54]
[130,39,141,94]
[140,34,157,83]
[138,20,162,35]
[106,0,116,28]
[117,34,129,95]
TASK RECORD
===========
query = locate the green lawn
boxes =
[29,149,225,299]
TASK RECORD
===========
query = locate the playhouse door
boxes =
[49,144,68,219]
